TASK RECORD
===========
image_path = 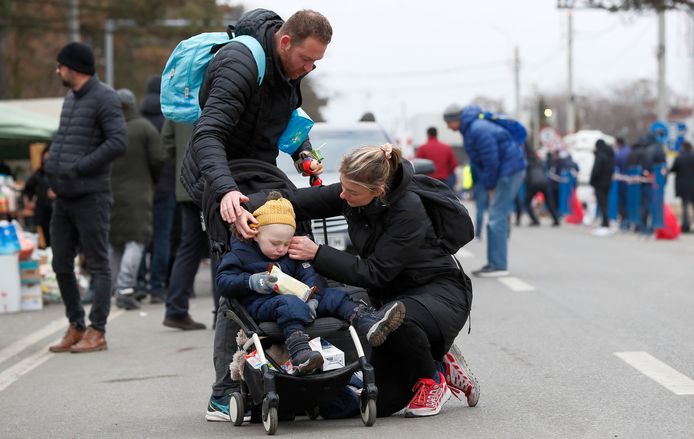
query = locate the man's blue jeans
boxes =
[487,170,525,270]
[473,184,488,239]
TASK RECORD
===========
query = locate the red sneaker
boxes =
[443,344,479,407]
[404,373,451,417]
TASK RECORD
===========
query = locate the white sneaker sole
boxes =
[447,344,480,407]
[474,269,509,278]
[403,386,452,417]
[205,410,230,422]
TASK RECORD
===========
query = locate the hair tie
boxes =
[380,143,393,160]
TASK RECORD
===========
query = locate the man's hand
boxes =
[288,235,320,261]
[233,210,258,239]
[220,190,249,224]
[306,298,319,320]
[248,272,278,294]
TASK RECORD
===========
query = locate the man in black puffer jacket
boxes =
[45,42,127,354]
[187,9,333,423]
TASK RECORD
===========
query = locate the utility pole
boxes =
[68,0,80,42]
[566,7,576,134]
[514,46,520,120]
[656,10,667,121]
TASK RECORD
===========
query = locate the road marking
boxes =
[614,351,694,395]
[0,318,68,366]
[0,309,125,393]
[456,249,474,258]
[498,276,535,292]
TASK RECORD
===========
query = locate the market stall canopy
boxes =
[0,98,62,142]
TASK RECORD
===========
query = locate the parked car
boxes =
[277,121,433,253]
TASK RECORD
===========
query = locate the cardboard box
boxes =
[20,284,42,311]
[19,259,41,285]
[309,337,345,371]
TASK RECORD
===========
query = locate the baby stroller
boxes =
[202,160,377,434]
[222,295,377,435]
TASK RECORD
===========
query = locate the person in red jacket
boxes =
[415,127,458,189]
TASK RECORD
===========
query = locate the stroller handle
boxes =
[348,326,366,359]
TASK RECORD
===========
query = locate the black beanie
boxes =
[57,42,95,75]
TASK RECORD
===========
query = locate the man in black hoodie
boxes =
[589,139,616,234]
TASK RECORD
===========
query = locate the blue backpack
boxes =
[479,111,527,147]
[161,30,265,124]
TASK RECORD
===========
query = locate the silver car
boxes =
[277,121,433,253]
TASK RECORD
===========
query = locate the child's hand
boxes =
[306,299,319,320]
[248,272,278,294]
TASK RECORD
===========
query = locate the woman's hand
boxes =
[288,235,319,261]
[233,210,258,239]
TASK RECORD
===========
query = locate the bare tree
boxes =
[559,0,694,11]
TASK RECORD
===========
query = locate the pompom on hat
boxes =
[57,42,96,75]
[251,191,296,229]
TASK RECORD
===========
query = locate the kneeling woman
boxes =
[241,144,480,417]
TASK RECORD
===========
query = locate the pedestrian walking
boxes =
[137,75,178,302]
[45,42,127,353]
[22,144,55,247]
[161,119,215,330]
[669,140,694,233]
[110,89,166,310]
[444,104,526,277]
[590,139,616,236]
[415,127,458,189]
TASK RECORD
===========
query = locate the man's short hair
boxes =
[427,127,437,138]
[616,137,625,145]
[279,10,332,45]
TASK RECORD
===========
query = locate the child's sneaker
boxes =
[205,394,230,422]
[352,301,406,347]
[443,344,479,407]
[404,373,451,417]
[286,331,323,375]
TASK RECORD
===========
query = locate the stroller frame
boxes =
[222,297,378,435]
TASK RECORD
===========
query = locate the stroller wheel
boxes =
[229,392,244,426]
[263,406,278,435]
[361,398,376,427]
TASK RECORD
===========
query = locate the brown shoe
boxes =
[70,327,107,353]
[49,324,85,353]
[163,314,206,330]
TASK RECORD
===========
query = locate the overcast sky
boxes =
[232,0,693,135]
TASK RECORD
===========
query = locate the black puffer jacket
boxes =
[45,76,127,198]
[182,8,311,205]
[590,139,616,191]
[247,162,473,322]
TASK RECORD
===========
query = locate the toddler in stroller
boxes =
[215,192,405,433]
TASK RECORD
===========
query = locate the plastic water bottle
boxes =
[0,220,20,254]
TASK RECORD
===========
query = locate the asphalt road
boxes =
[1,209,693,438]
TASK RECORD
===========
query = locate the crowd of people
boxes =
[12,3,694,429]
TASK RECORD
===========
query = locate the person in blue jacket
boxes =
[214,191,405,378]
[444,104,526,277]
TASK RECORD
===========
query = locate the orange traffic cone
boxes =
[565,189,584,224]
[655,204,680,240]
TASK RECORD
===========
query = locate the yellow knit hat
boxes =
[252,191,296,229]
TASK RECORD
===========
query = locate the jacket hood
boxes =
[145,75,160,94]
[460,105,482,134]
[594,139,614,157]
[235,8,283,40]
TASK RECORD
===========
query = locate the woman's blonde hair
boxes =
[339,143,402,196]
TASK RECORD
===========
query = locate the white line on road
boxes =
[498,276,535,292]
[0,318,68,366]
[614,351,694,395]
[0,309,125,393]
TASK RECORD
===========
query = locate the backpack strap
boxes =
[231,35,266,86]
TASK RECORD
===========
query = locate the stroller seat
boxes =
[222,296,378,435]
